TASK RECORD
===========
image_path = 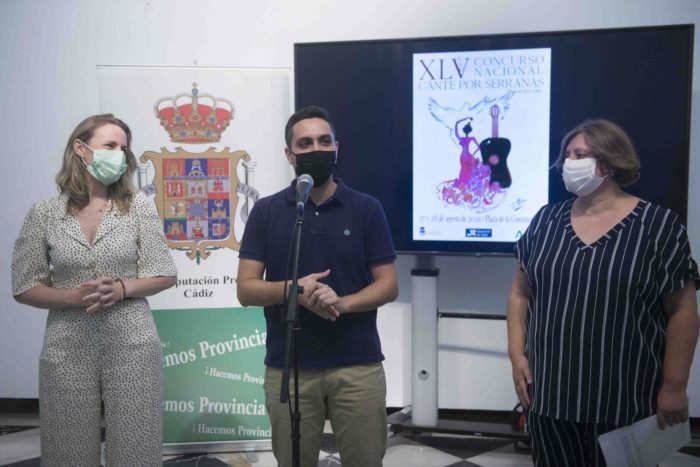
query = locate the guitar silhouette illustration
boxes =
[479,105,512,188]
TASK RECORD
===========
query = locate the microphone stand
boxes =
[280,201,306,467]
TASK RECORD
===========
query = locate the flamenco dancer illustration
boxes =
[438,105,512,211]
[454,117,480,184]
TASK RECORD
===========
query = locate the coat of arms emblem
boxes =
[139,83,257,263]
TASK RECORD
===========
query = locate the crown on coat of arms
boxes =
[154,83,235,144]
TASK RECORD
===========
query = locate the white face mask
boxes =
[562,158,607,197]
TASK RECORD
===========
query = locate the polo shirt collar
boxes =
[285,177,348,207]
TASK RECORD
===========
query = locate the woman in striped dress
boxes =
[507,119,699,466]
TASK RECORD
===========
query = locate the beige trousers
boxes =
[39,305,163,467]
[264,362,387,467]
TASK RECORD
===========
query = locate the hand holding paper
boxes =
[597,415,690,467]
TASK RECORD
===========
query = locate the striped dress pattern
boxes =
[516,198,699,425]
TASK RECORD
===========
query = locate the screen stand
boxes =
[389,255,528,443]
[410,255,439,426]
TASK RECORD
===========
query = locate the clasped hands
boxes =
[78,277,123,314]
[297,269,344,321]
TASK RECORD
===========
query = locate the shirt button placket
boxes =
[89,247,98,279]
[311,209,324,237]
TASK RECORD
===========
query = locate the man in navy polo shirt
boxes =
[237,106,398,467]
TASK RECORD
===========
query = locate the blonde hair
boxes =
[554,119,641,187]
[55,114,137,214]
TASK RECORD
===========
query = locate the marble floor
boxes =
[1,413,699,466]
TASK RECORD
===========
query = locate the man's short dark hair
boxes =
[285,106,336,149]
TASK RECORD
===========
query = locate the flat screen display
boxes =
[295,25,693,255]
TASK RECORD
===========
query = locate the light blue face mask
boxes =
[79,141,127,185]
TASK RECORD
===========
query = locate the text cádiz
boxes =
[175,275,236,298]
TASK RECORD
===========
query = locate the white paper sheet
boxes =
[597,414,691,467]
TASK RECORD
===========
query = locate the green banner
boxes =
[153,307,271,443]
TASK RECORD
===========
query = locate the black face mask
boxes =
[292,150,337,187]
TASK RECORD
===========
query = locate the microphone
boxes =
[296,174,314,212]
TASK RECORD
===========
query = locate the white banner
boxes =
[98,67,291,448]
[98,66,292,309]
